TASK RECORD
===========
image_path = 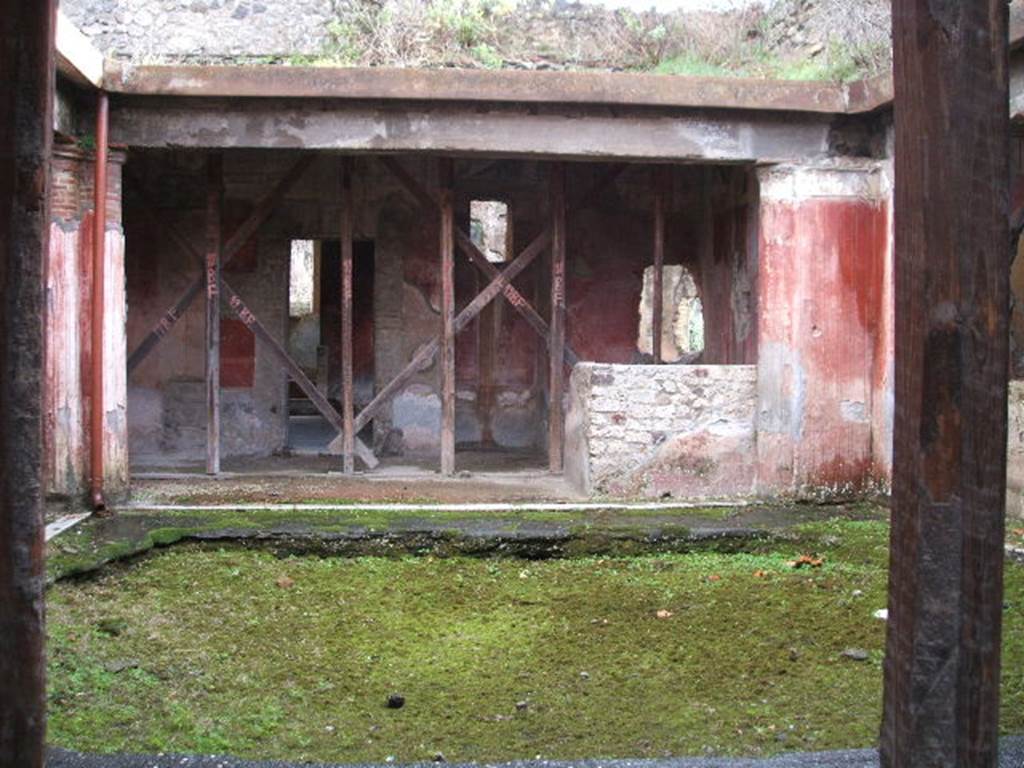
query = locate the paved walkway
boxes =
[44,501,887,582]
[43,738,1024,768]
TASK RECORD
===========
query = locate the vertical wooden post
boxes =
[205,153,223,475]
[651,166,667,364]
[0,2,54,765]
[882,2,1009,767]
[439,158,456,476]
[548,163,567,473]
[340,157,356,474]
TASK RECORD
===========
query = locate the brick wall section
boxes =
[566,363,758,498]
[45,145,129,499]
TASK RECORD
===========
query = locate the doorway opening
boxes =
[286,238,375,454]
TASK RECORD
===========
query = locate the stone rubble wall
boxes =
[61,0,335,61]
[1007,380,1024,522]
[566,362,758,499]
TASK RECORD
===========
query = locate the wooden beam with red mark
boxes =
[221,279,379,470]
[328,226,553,456]
[439,158,456,476]
[205,153,222,475]
[548,163,566,473]
[375,154,608,368]
[339,158,355,475]
[131,186,378,470]
[126,155,315,373]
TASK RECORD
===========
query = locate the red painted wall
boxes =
[758,194,888,492]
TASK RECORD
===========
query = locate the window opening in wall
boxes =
[638,265,705,363]
[470,200,509,263]
[289,239,316,318]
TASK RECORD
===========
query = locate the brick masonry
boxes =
[45,144,129,499]
[566,363,758,498]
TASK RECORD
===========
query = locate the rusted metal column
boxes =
[205,153,222,475]
[548,163,567,473]
[340,157,355,475]
[90,91,109,509]
[651,166,667,364]
[881,2,1009,766]
[0,1,55,765]
[439,159,456,476]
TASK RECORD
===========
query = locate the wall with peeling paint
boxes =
[44,145,129,499]
[756,162,889,495]
[119,153,755,467]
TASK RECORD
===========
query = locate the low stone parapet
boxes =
[566,363,757,499]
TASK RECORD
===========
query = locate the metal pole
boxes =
[90,91,109,509]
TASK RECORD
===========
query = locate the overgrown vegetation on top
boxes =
[257,0,890,83]
[46,518,1023,763]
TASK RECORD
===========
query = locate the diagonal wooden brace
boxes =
[127,155,316,373]
[134,186,378,469]
[454,229,579,367]
[328,227,551,454]
[376,155,610,368]
[221,278,379,470]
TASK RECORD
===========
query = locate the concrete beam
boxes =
[56,10,103,88]
[105,63,855,114]
[109,100,836,163]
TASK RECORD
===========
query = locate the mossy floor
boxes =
[47,518,1024,764]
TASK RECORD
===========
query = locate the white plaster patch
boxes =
[758,162,886,203]
[392,385,441,452]
[840,399,869,423]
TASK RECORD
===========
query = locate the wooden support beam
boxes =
[126,155,315,373]
[454,230,579,367]
[548,163,567,473]
[221,278,379,470]
[881,2,1009,766]
[330,228,551,450]
[377,155,590,367]
[651,166,667,364]
[205,154,222,475]
[131,192,379,470]
[340,158,355,475]
[0,2,54,765]
[439,158,456,476]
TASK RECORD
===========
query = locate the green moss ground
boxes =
[47,518,1024,763]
